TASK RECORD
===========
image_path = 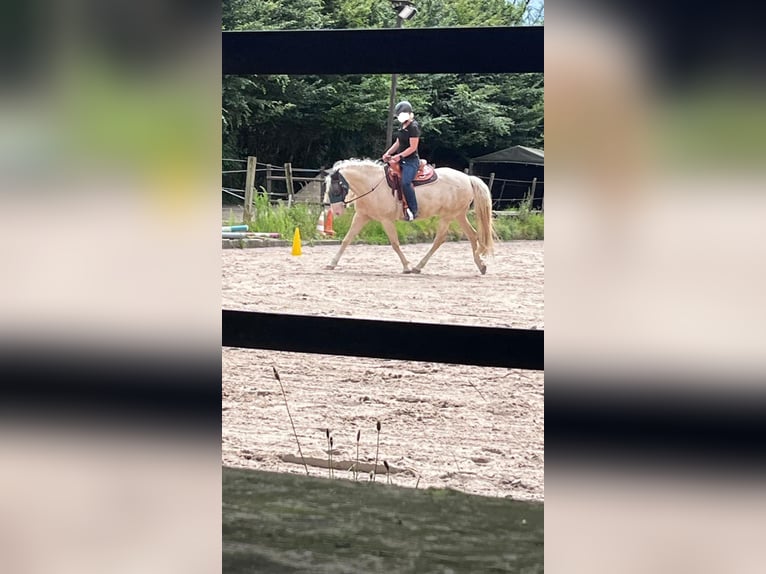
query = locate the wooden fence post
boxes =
[284,163,294,208]
[530,177,538,211]
[266,164,272,195]
[244,156,257,224]
[487,172,495,195]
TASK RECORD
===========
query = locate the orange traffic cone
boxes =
[323,208,335,236]
[291,227,302,256]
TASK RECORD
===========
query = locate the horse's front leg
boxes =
[378,218,412,273]
[325,212,369,270]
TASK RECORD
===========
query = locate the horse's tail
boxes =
[469,175,495,257]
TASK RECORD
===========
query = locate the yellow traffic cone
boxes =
[291,227,302,256]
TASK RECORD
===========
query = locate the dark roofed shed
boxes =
[470,145,544,166]
[469,146,544,210]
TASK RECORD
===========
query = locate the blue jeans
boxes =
[400,156,419,216]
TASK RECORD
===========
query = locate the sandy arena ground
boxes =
[222,240,544,500]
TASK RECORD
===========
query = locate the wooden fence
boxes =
[223,156,326,223]
[224,158,544,222]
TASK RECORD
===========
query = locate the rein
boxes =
[342,174,386,206]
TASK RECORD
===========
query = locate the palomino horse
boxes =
[324,159,495,274]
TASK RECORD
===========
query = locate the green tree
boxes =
[222,0,544,171]
[223,0,328,30]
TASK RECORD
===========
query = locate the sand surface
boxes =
[222,240,544,500]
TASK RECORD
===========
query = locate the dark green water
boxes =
[223,466,543,573]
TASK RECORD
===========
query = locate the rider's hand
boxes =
[382,153,391,162]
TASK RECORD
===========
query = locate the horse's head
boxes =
[325,159,386,216]
[324,166,351,216]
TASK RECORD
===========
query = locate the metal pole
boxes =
[385,16,404,149]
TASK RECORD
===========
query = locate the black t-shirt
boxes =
[395,120,421,159]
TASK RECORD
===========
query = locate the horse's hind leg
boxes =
[411,218,451,274]
[456,213,486,275]
[326,212,370,270]
[379,219,412,273]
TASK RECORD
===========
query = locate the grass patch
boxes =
[223,466,543,573]
[333,206,544,243]
[247,191,324,240]
[493,212,545,240]
[237,191,543,243]
[492,191,545,241]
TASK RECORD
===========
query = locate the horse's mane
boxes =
[331,158,384,171]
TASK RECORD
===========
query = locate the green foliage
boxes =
[412,72,544,159]
[244,199,544,244]
[329,205,543,243]
[222,0,328,30]
[493,212,544,240]
[408,0,530,27]
[248,191,324,240]
[489,190,545,240]
[222,0,545,171]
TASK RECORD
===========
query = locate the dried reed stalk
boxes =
[372,420,381,483]
[272,366,308,475]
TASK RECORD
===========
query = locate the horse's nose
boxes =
[331,203,345,217]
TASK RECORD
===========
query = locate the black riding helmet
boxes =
[394,101,413,115]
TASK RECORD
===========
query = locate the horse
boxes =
[323,158,495,274]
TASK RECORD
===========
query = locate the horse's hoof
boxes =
[410,268,421,274]
[479,264,487,275]
[403,268,412,274]
[325,265,336,270]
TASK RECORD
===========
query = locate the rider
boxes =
[382,101,420,221]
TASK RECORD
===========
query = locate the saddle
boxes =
[384,160,438,214]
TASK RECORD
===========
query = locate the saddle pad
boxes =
[413,165,438,186]
[385,162,438,195]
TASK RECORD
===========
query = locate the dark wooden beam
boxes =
[222,310,544,370]
[223,26,544,75]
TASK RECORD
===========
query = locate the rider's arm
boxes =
[395,137,419,160]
